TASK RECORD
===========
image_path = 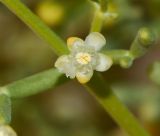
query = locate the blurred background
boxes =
[0,0,160,135]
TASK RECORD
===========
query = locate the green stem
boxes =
[0,69,68,98]
[0,0,69,56]
[85,73,150,136]
[90,10,104,32]
[0,69,150,135]
[102,49,134,68]
[88,4,149,135]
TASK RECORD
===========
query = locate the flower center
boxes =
[75,52,91,65]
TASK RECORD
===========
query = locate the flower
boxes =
[55,32,113,84]
[0,125,17,136]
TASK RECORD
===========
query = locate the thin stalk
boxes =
[102,50,134,68]
[90,10,104,32]
[86,73,150,136]
[0,69,150,135]
[0,0,69,56]
[88,3,149,135]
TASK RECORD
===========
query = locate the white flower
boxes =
[55,32,113,84]
[0,125,17,136]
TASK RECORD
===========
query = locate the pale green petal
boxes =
[76,68,93,84]
[55,55,76,78]
[55,55,69,71]
[67,37,84,51]
[85,32,106,51]
[95,53,113,72]
[0,125,17,136]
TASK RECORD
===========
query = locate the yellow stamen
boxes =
[76,52,91,65]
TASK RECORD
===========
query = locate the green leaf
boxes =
[4,69,68,98]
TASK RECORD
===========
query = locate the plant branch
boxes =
[0,0,154,135]
[102,49,134,68]
[85,73,150,136]
[0,0,69,56]
[90,9,104,32]
[0,69,68,98]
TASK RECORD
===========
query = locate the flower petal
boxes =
[55,55,76,78]
[95,53,113,72]
[76,68,93,84]
[0,125,17,136]
[67,37,84,51]
[85,32,106,51]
